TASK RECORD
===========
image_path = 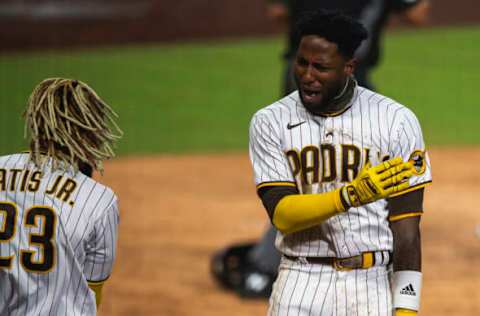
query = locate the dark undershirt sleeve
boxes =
[258,185,299,220]
[387,188,424,218]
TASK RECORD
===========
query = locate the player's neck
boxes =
[33,140,83,171]
[317,76,356,116]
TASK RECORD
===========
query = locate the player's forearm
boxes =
[272,189,346,234]
[266,1,289,23]
[403,0,430,26]
[391,217,422,272]
[393,236,421,272]
[391,217,422,314]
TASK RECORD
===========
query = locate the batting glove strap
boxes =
[392,270,422,311]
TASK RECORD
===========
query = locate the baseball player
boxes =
[249,10,431,316]
[212,0,431,299]
[0,78,122,315]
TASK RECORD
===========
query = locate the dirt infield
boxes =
[96,148,480,316]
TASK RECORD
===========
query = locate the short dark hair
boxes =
[295,10,368,58]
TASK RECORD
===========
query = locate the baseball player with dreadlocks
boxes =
[0,78,122,315]
[249,11,431,316]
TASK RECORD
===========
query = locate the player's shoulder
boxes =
[75,172,118,204]
[70,172,119,222]
[81,172,116,192]
[251,91,300,122]
[356,86,402,108]
[356,86,419,118]
[0,152,30,167]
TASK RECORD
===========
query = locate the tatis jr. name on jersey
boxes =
[0,168,77,206]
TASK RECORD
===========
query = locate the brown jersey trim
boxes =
[256,181,297,191]
[388,188,425,218]
[389,181,431,198]
[86,275,110,285]
[389,212,423,222]
[258,185,299,219]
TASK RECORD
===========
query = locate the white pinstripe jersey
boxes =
[249,87,432,258]
[0,153,119,316]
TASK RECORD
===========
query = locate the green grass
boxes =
[372,26,480,145]
[1,26,479,156]
[0,39,283,155]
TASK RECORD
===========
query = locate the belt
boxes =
[284,251,391,271]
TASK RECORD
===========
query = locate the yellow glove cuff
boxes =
[88,281,104,307]
[395,308,417,316]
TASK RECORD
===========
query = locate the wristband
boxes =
[392,270,422,311]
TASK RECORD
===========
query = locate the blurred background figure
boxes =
[210,0,431,300]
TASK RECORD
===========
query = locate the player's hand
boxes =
[266,3,289,22]
[395,308,418,316]
[341,157,414,208]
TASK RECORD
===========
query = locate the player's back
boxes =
[0,153,118,316]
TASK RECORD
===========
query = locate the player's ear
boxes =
[344,58,357,76]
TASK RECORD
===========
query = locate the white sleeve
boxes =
[389,108,432,191]
[84,198,119,283]
[249,112,295,188]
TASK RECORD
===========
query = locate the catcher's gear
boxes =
[341,157,414,208]
[210,242,275,298]
[210,243,253,290]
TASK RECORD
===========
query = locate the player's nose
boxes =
[301,65,315,83]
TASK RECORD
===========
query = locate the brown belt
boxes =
[284,251,391,271]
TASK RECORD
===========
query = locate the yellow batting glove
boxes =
[341,157,414,208]
[395,308,418,316]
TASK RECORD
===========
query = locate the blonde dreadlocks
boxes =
[24,78,123,173]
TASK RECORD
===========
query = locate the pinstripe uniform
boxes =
[249,86,431,315]
[0,153,119,315]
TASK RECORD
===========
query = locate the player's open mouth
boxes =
[302,88,321,103]
[304,90,318,97]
